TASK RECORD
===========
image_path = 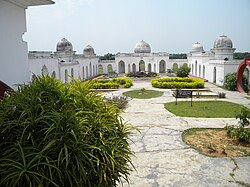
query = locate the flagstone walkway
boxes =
[116,81,250,187]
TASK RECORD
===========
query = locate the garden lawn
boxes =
[165,101,249,118]
[123,89,163,99]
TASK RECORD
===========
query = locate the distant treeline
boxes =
[99,53,115,60]
[169,53,187,59]
[233,52,250,59]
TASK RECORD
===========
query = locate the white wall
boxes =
[0,1,29,87]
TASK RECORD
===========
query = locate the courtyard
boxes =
[115,80,250,187]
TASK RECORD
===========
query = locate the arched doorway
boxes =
[89,62,92,77]
[213,67,216,83]
[195,60,197,76]
[148,63,152,73]
[199,65,201,77]
[139,60,145,72]
[86,66,88,78]
[65,69,68,82]
[98,64,103,74]
[159,60,166,73]
[203,65,205,78]
[107,64,113,74]
[132,63,136,72]
[41,65,48,75]
[154,64,156,72]
[51,71,56,78]
[82,66,85,80]
[191,64,194,74]
[119,61,125,73]
[172,63,178,73]
[71,68,74,78]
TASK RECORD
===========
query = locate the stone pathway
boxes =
[117,81,250,187]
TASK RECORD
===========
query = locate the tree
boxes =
[176,64,191,77]
[224,72,248,92]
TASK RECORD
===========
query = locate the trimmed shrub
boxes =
[89,77,133,89]
[0,76,134,187]
[126,71,158,78]
[151,77,204,89]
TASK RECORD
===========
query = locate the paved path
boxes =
[116,81,250,187]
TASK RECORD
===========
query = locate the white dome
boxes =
[83,45,95,56]
[213,35,233,49]
[56,38,73,52]
[134,40,151,53]
[191,42,204,52]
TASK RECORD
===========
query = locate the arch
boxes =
[172,63,178,73]
[195,60,197,76]
[199,65,201,77]
[93,65,95,76]
[191,64,194,74]
[139,60,145,72]
[159,60,166,73]
[213,67,216,83]
[51,71,56,78]
[71,68,74,78]
[98,64,103,74]
[118,61,125,73]
[236,58,250,92]
[132,63,136,72]
[65,69,68,82]
[32,74,36,81]
[148,63,152,73]
[128,64,131,73]
[107,64,113,74]
[96,65,98,75]
[86,66,89,79]
[89,62,92,77]
[82,66,85,80]
[41,65,48,75]
[203,65,205,78]
[154,63,156,72]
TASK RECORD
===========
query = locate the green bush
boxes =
[226,108,250,143]
[126,72,158,78]
[176,64,191,77]
[0,76,134,187]
[224,72,248,91]
[89,78,133,89]
[151,77,204,89]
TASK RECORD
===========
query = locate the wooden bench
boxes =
[172,89,193,106]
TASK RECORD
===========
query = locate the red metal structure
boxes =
[0,81,13,99]
[236,58,250,93]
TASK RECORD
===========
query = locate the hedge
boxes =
[89,77,133,89]
[151,77,204,89]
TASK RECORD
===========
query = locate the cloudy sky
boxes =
[25,0,250,55]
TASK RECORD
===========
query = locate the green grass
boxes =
[123,89,163,99]
[164,101,249,118]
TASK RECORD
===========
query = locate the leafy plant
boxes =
[176,64,191,77]
[224,72,248,92]
[226,108,250,143]
[103,96,128,110]
[0,75,134,187]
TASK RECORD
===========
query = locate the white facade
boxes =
[29,39,99,82]
[0,0,54,88]
[188,35,241,86]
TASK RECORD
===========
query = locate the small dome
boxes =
[134,40,151,53]
[191,42,204,52]
[83,45,95,56]
[213,35,233,49]
[56,38,73,52]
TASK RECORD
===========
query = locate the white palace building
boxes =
[29,35,242,86]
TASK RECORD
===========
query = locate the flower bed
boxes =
[89,77,133,89]
[151,77,204,89]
